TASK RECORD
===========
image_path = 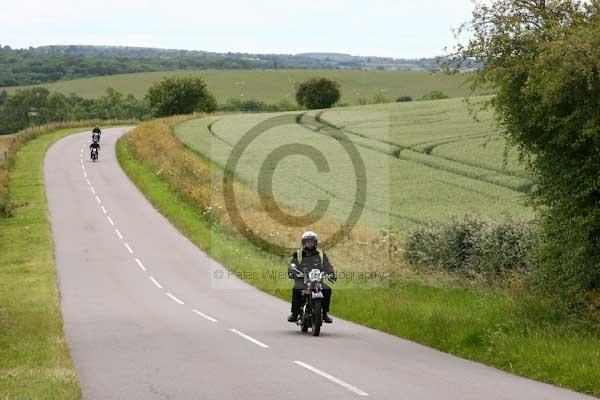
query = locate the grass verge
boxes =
[117,124,599,397]
[0,128,93,399]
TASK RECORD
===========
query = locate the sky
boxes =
[0,0,475,59]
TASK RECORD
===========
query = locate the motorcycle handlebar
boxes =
[291,266,304,278]
[290,267,336,283]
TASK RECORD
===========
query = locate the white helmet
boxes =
[301,231,318,248]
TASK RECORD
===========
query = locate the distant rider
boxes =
[92,125,101,142]
[89,140,100,160]
[287,231,336,324]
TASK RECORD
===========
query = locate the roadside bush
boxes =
[405,215,536,279]
[356,94,392,105]
[218,98,300,112]
[219,99,266,112]
[295,77,341,109]
[370,92,391,104]
[396,96,413,102]
[418,91,449,101]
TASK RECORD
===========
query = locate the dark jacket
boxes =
[90,142,100,150]
[288,248,335,289]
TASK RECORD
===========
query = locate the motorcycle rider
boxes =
[92,125,101,143]
[89,140,100,160]
[287,231,336,324]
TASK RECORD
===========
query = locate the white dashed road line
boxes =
[80,136,383,392]
[135,258,146,271]
[192,309,218,323]
[166,292,184,305]
[228,328,269,349]
[293,361,368,396]
[124,242,134,254]
[149,276,163,289]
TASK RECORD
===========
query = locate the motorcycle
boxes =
[90,147,99,162]
[291,262,334,336]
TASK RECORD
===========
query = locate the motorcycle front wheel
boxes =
[301,302,310,332]
[311,298,322,336]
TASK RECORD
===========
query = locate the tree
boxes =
[451,0,600,310]
[0,87,50,133]
[41,92,69,122]
[145,76,217,117]
[295,78,341,109]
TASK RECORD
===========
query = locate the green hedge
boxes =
[405,215,537,279]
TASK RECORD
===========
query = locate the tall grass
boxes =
[126,116,399,288]
[0,128,84,398]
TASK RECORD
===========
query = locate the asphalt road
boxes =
[44,128,595,399]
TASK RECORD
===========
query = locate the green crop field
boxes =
[174,97,532,235]
[2,69,482,105]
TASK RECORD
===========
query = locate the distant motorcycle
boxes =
[291,262,334,336]
[90,147,99,162]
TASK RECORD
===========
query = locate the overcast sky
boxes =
[1,0,475,58]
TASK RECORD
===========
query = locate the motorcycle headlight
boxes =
[308,269,322,282]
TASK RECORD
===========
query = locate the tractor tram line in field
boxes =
[303,111,531,193]
[294,174,425,225]
[207,118,236,147]
[205,114,422,225]
[174,99,534,233]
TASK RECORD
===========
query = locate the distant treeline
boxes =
[0,45,444,87]
[0,86,304,134]
[0,88,149,134]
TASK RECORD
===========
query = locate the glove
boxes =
[328,273,337,283]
